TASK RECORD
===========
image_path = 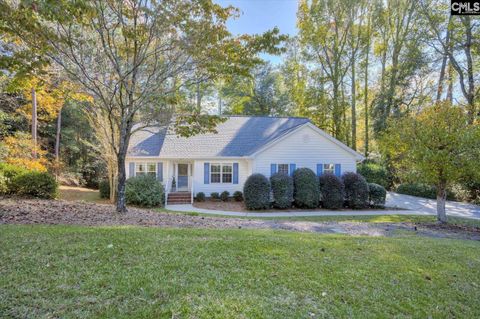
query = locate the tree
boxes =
[2,0,284,212]
[379,103,480,222]
[221,62,291,116]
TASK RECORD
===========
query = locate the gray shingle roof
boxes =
[127,116,310,158]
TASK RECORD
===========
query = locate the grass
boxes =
[1,225,480,318]
[58,186,108,204]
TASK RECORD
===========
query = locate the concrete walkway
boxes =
[165,192,480,219]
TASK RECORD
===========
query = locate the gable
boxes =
[252,124,363,160]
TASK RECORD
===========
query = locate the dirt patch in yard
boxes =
[1,197,479,240]
[194,200,402,212]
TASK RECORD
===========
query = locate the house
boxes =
[126,116,364,204]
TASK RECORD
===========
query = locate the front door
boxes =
[177,164,189,191]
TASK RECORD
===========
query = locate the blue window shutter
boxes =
[317,164,323,176]
[233,163,239,184]
[129,162,135,178]
[335,164,341,177]
[270,164,277,176]
[204,162,210,184]
[289,163,296,176]
[157,162,163,182]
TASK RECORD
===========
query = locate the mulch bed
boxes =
[1,197,479,240]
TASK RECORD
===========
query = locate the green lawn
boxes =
[1,225,480,318]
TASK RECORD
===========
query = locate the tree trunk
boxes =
[115,120,133,213]
[351,54,357,151]
[55,107,62,161]
[364,16,371,158]
[31,87,37,158]
[436,183,447,223]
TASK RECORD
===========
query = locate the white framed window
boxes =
[323,163,334,174]
[211,163,233,184]
[222,164,232,183]
[277,164,289,175]
[136,162,157,177]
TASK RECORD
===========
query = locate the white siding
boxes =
[253,125,357,177]
[193,159,251,196]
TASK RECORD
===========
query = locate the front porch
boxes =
[165,161,194,205]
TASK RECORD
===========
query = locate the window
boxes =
[136,163,157,177]
[211,164,221,183]
[323,163,334,174]
[222,164,232,183]
[277,164,289,175]
[210,163,233,184]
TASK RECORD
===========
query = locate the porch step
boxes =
[167,192,192,205]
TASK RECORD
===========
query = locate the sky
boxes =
[214,0,299,64]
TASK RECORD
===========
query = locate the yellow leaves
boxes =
[16,75,92,122]
[0,132,48,172]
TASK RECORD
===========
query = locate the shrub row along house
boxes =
[127,116,364,205]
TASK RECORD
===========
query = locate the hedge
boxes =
[319,173,344,209]
[196,192,206,202]
[244,173,270,210]
[396,183,456,201]
[12,171,58,199]
[270,173,293,209]
[357,161,390,189]
[0,163,28,192]
[210,192,220,200]
[220,191,230,202]
[233,191,243,202]
[125,175,164,207]
[368,183,386,207]
[293,168,319,208]
[99,179,110,199]
[342,172,369,209]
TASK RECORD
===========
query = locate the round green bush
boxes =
[195,192,206,202]
[368,183,386,207]
[220,190,230,202]
[357,161,390,189]
[12,171,58,199]
[125,175,164,207]
[233,191,243,202]
[99,179,110,199]
[243,173,270,210]
[270,172,293,209]
[319,173,344,209]
[396,183,436,199]
[293,168,319,208]
[342,172,369,209]
[210,192,220,200]
[0,163,28,192]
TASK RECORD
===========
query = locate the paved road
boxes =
[166,192,480,219]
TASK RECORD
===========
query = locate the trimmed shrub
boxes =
[220,190,230,202]
[342,172,369,209]
[99,179,110,199]
[196,192,206,202]
[210,192,220,200]
[270,173,293,209]
[12,171,58,199]
[368,183,386,207]
[243,173,270,210]
[293,168,319,208]
[357,161,390,189]
[233,191,243,202]
[125,175,164,207]
[319,173,344,209]
[0,172,8,195]
[0,163,28,192]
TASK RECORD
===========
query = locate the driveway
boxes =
[386,192,480,219]
[166,192,480,219]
